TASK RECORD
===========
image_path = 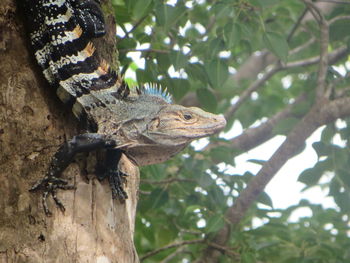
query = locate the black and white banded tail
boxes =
[24,0,126,120]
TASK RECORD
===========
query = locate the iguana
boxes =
[23,0,226,215]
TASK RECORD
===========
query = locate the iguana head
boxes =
[118,102,226,166]
[146,104,226,145]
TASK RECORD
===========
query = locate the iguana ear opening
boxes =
[148,117,160,130]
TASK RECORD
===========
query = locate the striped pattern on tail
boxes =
[24,0,126,121]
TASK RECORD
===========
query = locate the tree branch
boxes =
[211,45,347,155]
[224,45,347,121]
[224,65,282,120]
[200,96,350,262]
[284,46,347,69]
[206,93,307,153]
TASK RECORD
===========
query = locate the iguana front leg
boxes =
[96,149,128,201]
[30,133,116,215]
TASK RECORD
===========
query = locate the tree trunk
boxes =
[0,0,139,262]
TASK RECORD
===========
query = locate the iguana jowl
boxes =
[24,0,226,215]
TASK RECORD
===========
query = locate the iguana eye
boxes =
[183,113,192,120]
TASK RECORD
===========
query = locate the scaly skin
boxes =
[24,0,226,215]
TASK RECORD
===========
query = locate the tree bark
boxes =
[0,0,139,262]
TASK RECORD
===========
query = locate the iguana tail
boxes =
[23,0,126,123]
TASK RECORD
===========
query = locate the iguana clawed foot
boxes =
[105,168,128,201]
[30,176,76,216]
[97,149,128,201]
[30,137,127,215]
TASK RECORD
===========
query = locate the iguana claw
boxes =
[30,176,75,216]
[106,169,128,201]
[96,149,128,201]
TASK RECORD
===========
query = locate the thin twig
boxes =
[127,14,149,37]
[207,242,239,257]
[224,65,282,120]
[118,48,170,54]
[160,247,188,263]
[172,219,204,236]
[302,0,329,100]
[141,177,196,185]
[138,190,151,195]
[289,36,316,56]
[329,15,350,25]
[140,239,204,261]
[317,0,350,4]
[335,86,350,98]
[284,46,347,69]
[287,8,309,42]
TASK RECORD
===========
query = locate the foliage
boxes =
[112,0,350,262]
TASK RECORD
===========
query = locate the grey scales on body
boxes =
[23,0,226,215]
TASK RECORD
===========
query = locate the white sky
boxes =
[192,123,340,227]
[219,121,339,221]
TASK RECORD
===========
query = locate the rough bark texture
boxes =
[0,0,140,262]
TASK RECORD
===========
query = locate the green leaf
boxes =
[196,88,217,112]
[298,167,323,186]
[198,173,213,188]
[132,0,152,20]
[337,169,350,188]
[204,59,229,90]
[148,188,169,209]
[263,31,289,62]
[241,252,256,263]
[247,159,266,166]
[258,192,273,208]
[114,5,132,23]
[117,38,137,50]
[206,214,225,233]
[298,159,331,186]
[332,147,348,169]
[320,125,335,143]
[170,50,188,71]
[210,1,233,17]
[210,146,234,164]
[156,53,171,71]
[272,117,299,135]
[166,78,190,101]
[312,141,330,158]
[185,205,202,215]
[333,192,350,213]
[111,0,124,5]
[224,23,241,48]
[155,4,186,30]
[186,63,209,84]
[257,0,280,7]
[207,38,225,58]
